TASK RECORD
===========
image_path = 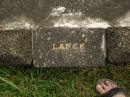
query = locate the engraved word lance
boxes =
[52,43,85,50]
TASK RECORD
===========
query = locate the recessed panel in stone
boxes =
[0,30,32,65]
[106,27,130,64]
[33,28,105,67]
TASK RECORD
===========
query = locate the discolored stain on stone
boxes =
[0,30,32,65]
[0,0,130,29]
[33,28,105,67]
[106,27,130,64]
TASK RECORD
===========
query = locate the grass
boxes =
[0,64,129,97]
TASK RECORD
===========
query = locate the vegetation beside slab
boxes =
[0,64,129,97]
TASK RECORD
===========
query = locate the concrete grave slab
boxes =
[0,30,32,65]
[106,27,130,64]
[0,0,130,29]
[33,28,106,67]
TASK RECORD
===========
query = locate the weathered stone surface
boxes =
[106,27,130,63]
[33,28,105,67]
[0,0,130,29]
[0,30,32,65]
[0,0,129,67]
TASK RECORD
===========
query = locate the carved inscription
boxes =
[52,43,85,50]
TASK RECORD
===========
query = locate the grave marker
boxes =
[33,28,106,67]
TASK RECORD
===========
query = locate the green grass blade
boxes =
[0,76,21,92]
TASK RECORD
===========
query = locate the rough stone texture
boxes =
[33,28,105,67]
[0,30,32,65]
[0,0,130,67]
[0,0,130,29]
[106,27,130,64]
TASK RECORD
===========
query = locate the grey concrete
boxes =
[106,27,130,63]
[0,0,130,29]
[0,30,32,65]
[0,0,130,67]
[33,28,106,67]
